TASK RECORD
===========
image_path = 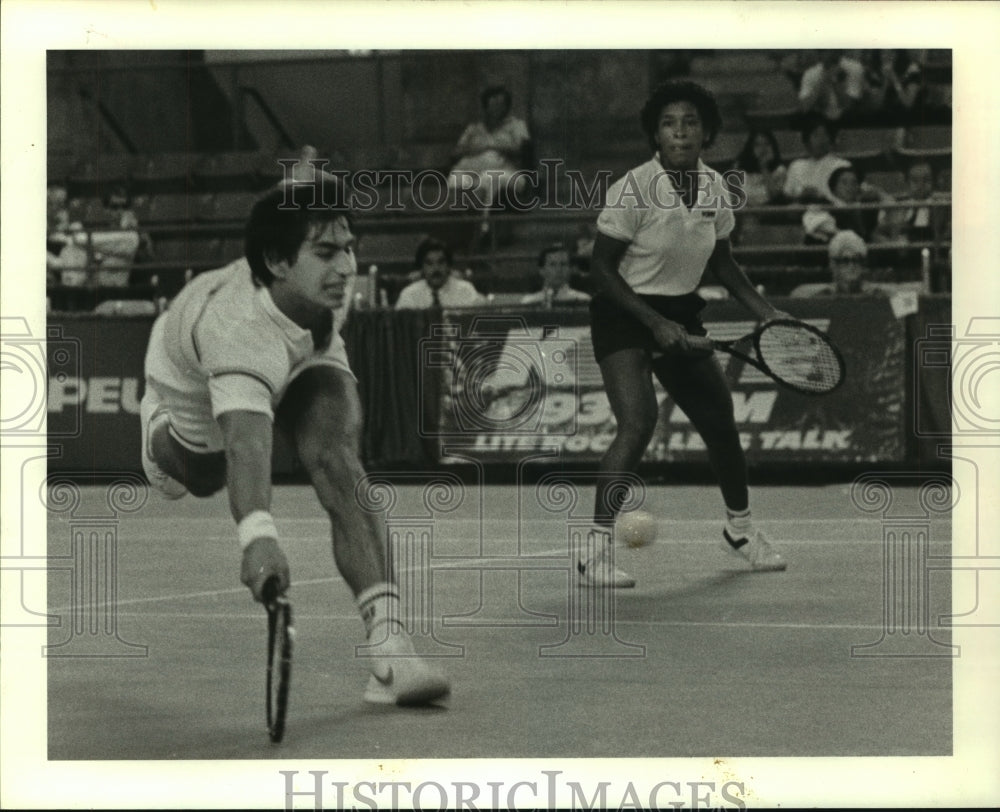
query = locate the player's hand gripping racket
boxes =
[691,318,845,395]
[263,576,293,743]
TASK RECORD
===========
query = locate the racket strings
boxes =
[757,325,842,392]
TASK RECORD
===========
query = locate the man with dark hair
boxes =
[139,159,450,706]
[395,236,486,309]
[520,243,590,306]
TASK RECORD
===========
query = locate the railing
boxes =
[47,197,952,316]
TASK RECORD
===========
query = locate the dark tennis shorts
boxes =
[589,292,708,364]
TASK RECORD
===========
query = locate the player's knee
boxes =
[301,437,363,491]
[617,405,658,447]
[698,406,738,435]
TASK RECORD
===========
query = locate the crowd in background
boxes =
[46,48,952,312]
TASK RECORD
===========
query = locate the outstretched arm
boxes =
[219,410,273,522]
[218,409,289,601]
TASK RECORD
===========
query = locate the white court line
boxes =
[86,610,915,634]
[46,539,951,613]
[54,534,952,546]
[90,517,949,525]
[46,576,340,614]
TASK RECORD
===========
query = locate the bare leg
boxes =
[652,352,748,512]
[593,348,659,526]
[276,366,388,596]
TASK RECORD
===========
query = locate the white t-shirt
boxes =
[783,154,852,202]
[394,277,486,309]
[798,57,867,120]
[596,157,736,296]
[144,258,354,452]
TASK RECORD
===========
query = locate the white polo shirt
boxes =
[144,258,354,452]
[394,277,486,309]
[596,157,736,296]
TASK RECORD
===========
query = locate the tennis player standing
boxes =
[139,157,449,705]
[579,81,788,588]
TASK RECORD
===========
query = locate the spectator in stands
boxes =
[520,243,591,306]
[46,183,88,286]
[862,49,926,124]
[802,165,892,244]
[783,116,852,203]
[874,160,944,244]
[791,230,881,297]
[395,237,486,309]
[797,50,867,122]
[733,130,788,206]
[88,186,152,287]
[447,85,533,212]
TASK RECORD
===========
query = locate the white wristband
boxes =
[237,510,278,550]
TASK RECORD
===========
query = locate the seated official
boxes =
[394,237,487,309]
[520,243,591,306]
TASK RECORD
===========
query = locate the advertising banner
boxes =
[44,296,909,473]
[432,297,907,464]
[45,316,298,475]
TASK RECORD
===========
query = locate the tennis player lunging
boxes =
[579,80,788,588]
[140,163,450,705]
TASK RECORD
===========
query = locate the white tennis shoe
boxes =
[361,629,451,706]
[721,529,787,571]
[577,528,636,588]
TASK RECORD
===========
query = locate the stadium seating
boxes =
[141,193,195,224]
[771,129,808,162]
[864,170,908,197]
[47,50,954,311]
[689,52,780,76]
[153,235,223,266]
[130,152,197,194]
[199,191,260,222]
[67,154,132,198]
[736,222,803,248]
[835,128,897,171]
[896,125,952,158]
[702,132,747,170]
[193,151,265,192]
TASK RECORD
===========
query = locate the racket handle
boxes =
[686,335,715,356]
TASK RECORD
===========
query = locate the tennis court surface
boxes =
[46,482,952,760]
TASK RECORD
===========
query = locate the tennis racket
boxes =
[263,576,293,744]
[694,318,845,395]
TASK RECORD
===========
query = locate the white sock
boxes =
[356,583,401,639]
[725,507,754,541]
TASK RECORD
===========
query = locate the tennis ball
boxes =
[616,510,658,549]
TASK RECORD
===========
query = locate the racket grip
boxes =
[686,336,715,355]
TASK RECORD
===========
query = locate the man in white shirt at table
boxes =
[395,237,486,309]
[520,243,591,307]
